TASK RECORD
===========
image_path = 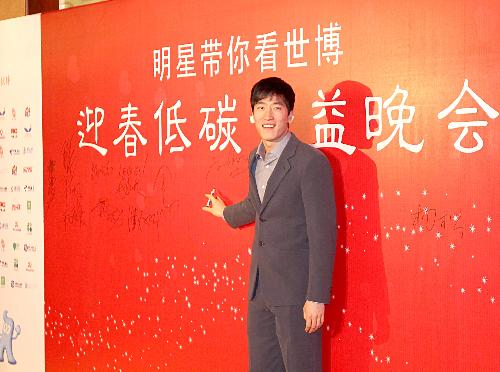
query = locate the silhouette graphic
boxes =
[320,81,390,371]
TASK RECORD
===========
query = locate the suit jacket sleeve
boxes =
[223,189,256,228]
[222,150,257,228]
[301,153,336,304]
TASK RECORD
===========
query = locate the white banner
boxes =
[0,14,44,371]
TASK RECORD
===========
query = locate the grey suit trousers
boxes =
[247,278,322,372]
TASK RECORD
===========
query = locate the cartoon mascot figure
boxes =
[0,310,21,365]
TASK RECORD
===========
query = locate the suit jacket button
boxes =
[259,241,264,246]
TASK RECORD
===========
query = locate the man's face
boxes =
[252,94,292,149]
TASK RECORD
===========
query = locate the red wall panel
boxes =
[42,0,499,370]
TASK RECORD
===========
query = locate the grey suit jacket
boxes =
[223,133,336,306]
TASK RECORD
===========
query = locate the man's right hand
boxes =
[202,193,226,218]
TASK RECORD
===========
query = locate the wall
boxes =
[4,0,500,370]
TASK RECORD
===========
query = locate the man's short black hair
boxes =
[250,77,295,112]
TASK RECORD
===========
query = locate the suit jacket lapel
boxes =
[259,133,299,214]
[248,148,262,210]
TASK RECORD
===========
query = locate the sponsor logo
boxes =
[0,201,5,212]
[11,108,16,120]
[0,260,7,268]
[0,276,5,287]
[23,146,33,155]
[0,186,7,192]
[25,107,31,118]
[12,242,18,251]
[24,122,32,134]
[13,259,18,271]
[1,238,4,250]
[10,280,22,289]
[11,204,20,212]
[10,128,17,139]
[24,185,34,192]
[0,108,5,118]
[11,165,17,175]
[0,129,4,139]
[22,166,32,174]
[0,75,10,86]
[12,222,21,232]
[26,262,34,272]
[23,244,35,253]
[10,185,20,193]
[0,146,3,158]
[26,222,32,233]
[0,222,8,230]
[26,201,31,212]
[9,148,20,156]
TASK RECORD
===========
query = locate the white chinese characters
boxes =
[152,22,343,80]
[438,79,498,153]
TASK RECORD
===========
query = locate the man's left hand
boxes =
[303,301,325,333]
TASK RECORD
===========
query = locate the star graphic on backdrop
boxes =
[396,190,401,196]
[436,232,441,239]
[373,234,379,241]
[422,189,428,196]
[453,215,459,222]
[404,244,410,252]
[369,334,375,340]
[486,226,491,233]
[487,216,492,223]
[419,226,424,233]
[477,288,482,293]
[460,288,466,294]
[472,203,477,208]
[380,192,384,198]
[450,243,456,250]
[362,193,366,200]
[470,225,476,233]
[482,276,488,284]
[491,297,495,304]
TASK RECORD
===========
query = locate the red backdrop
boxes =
[42,0,499,370]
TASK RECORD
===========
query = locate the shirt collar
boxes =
[256,131,291,162]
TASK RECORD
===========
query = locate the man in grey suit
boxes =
[203,77,336,372]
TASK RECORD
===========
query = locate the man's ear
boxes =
[250,114,255,124]
[288,111,294,123]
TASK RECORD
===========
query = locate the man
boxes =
[203,77,336,372]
